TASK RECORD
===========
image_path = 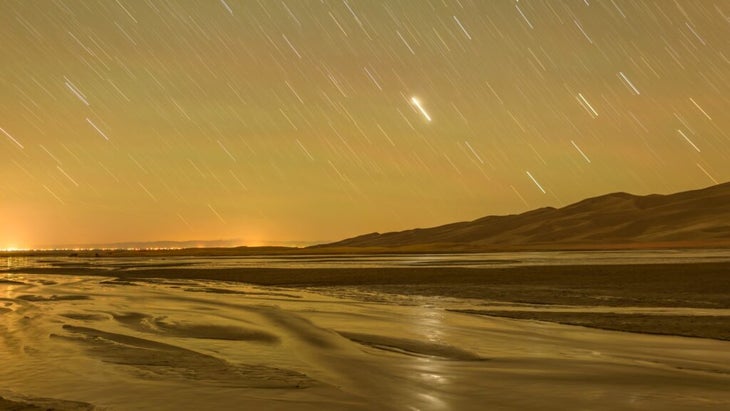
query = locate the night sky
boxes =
[1,0,728,249]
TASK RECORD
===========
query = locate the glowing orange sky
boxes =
[1,1,728,248]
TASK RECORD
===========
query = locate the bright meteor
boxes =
[411,97,432,122]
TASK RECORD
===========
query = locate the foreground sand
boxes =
[2,260,729,409]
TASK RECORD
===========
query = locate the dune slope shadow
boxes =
[17,294,91,302]
[0,394,93,411]
[0,279,26,285]
[183,286,302,299]
[54,325,311,388]
[338,332,486,361]
[111,312,280,343]
[60,312,109,321]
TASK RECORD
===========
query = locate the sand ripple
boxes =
[111,311,280,342]
[338,332,485,360]
[54,325,309,388]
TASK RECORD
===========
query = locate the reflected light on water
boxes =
[420,372,447,384]
[411,304,449,409]
[416,392,447,410]
[414,304,446,343]
[4,257,29,269]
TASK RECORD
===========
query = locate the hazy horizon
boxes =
[2,1,728,249]
[12,238,322,251]
[6,179,729,251]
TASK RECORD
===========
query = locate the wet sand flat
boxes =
[12,261,729,306]
[101,262,730,308]
[5,260,730,339]
[451,311,730,341]
[15,261,728,339]
[2,260,729,409]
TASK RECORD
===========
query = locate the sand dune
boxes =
[323,182,730,250]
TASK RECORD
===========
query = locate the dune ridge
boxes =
[322,182,730,250]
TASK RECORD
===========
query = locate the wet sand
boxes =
[0,395,93,410]
[13,261,728,338]
[96,262,730,308]
[2,261,729,409]
[12,261,729,304]
[97,262,730,339]
[451,311,730,341]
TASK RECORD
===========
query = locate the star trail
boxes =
[0,0,728,248]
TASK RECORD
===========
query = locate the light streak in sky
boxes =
[40,145,62,164]
[697,163,718,184]
[1,127,24,149]
[511,185,529,207]
[219,0,233,15]
[42,184,65,204]
[208,204,226,223]
[65,78,89,106]
[411,97,432,122]
[218,140,237,161]
[515,4,534,29]
[296,139,315,161]
[577,93,598,118]
[57,166,79,187]
[86,118,110,140]
[689,98,712,120]
[282,34,302,59]
[678,129,700,152]
[571,140,592,163]
[618,72,640,95]
[464,141,484,164]
[115,0,138,23]
[453,16,472,40]
[397,30,415,55]
[364,67,382,91]
[574,19,593,44]
[526,171,546,194]
[138,182,157,202]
